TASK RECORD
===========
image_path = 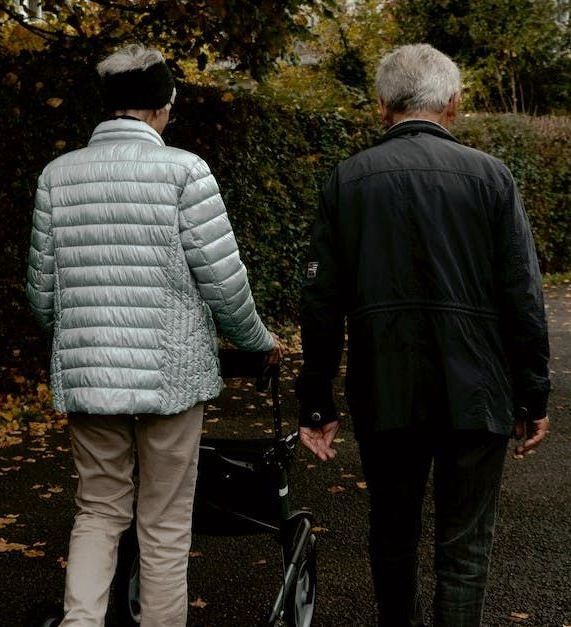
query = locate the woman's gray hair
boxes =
[96,44,166,77]
[375,44,461,114]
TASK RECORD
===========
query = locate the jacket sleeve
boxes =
[494,168,550,421]
[178,157,274,352]
[26,174,55,334]
[296,168,345,428]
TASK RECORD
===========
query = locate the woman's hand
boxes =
[266,332,285,365]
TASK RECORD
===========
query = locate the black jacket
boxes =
[297,120,550,439]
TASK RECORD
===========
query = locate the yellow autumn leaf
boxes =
[356,481,368,489]
[0,517,18,530]
[327,485,346,494]
[23,548,45,558]
[508,612,530,623]
[311,526,329,533]
[46,97,63,108]
[0,538,28,552]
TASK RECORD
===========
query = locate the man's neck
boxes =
[389,117,450,133]
[386,107,453,131]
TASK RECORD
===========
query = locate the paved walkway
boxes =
[0,285,569,626]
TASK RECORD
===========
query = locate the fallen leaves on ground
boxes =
[0,515,19,529]
[0,371,66,448]
[0,538,28,552]
[0,537,46,558]
[327,485,346,494]
[311,526,329,533]
[57,556,67,569]
[508,612,530,623]
[356,481,367,489]
[190,597,208,609]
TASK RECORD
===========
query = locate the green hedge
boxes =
[1,50,569,325]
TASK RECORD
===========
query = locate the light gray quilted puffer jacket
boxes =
[26,118,274,415]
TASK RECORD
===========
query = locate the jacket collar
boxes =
[88,118,165,147]
[381,119,460,145]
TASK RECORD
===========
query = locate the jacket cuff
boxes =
[299,404,339,429]
[295,370,339,429]
[515,398,548,422]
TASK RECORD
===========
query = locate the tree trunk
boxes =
[495,69,510,113]
[510,66,518,114]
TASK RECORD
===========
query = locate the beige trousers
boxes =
[61,404,204,627]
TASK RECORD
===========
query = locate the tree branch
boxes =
[85,0,150,14]
[1,5,61,41]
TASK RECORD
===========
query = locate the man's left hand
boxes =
[513,416,550,459]
[300,421,341,462]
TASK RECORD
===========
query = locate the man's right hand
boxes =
[266,332,285,365]
[300,420,341,462]
[513,416,550,459]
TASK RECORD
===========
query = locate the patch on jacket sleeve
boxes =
[307,261,319,279]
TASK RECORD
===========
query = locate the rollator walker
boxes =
[112,349,317,626]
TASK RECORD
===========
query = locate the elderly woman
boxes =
[26,44,282,626]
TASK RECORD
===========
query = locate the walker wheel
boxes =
[285,531,317,626]
[114,522,141,625]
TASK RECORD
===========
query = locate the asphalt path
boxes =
[0,284,569,626]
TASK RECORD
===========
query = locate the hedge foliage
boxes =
[1,50,569,325]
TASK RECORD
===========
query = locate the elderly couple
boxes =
[27,43,550,627]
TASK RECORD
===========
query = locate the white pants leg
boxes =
[61,404,204,627]
[135,405,204,627]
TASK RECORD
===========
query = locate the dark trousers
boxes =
[358,427,509,627]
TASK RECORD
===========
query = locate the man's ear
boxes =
[378,97,393,127]
[446,92,461,123]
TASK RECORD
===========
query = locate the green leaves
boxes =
[1,0,325,80]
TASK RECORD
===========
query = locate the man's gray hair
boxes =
[96,44,166,77]
[375,44,461,114]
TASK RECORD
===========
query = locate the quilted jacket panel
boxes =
[26,119,273,414]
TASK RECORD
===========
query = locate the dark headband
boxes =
[101,61,175,111]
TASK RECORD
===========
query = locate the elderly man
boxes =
[297,44,550,626]
[26,44,282,626]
